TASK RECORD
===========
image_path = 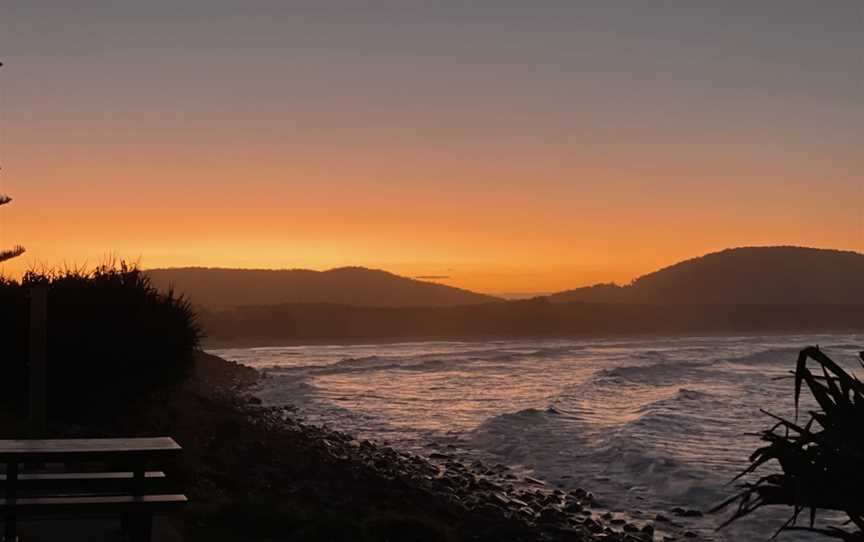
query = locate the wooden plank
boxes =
[0,438,181,462]
[0,471,165,482]
[0,494,187,514]
[0,471,167,492]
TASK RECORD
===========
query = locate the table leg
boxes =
[133,466,145,496]
[129,511,153,542]
[4,461,17,542]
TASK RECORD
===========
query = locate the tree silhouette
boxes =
[0,195,24,263]
[0,62,24,263]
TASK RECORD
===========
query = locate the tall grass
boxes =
[0,261,202,423]
[714,347,864,540]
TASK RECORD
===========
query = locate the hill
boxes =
[547,247,864,305]
[145,266,500,309]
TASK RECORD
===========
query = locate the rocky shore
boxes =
[97,351,706,541]
[251,405,703,542]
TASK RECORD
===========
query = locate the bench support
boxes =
[127,511,153,542]
[4,461,17,542]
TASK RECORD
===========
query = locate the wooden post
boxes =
[29,285,48,436]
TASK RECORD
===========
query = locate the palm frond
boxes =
[0,245,25,263]
[715,347,864,539]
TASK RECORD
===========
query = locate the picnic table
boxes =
[0,437,187,541]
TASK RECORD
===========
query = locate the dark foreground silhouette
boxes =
[715,347,864,540]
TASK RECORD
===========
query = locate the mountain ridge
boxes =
[546,246,864,305]
[147,246,864,311]
[145,266,501,309]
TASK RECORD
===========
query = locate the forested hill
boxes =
[146,266,500,309]
[547,247,864,305]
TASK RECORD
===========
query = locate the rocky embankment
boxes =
[252,405,701,541]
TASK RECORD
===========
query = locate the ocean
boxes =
[211,334,863,541]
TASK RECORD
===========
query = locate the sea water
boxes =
[211,334,863,541]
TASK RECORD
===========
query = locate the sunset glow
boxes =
[1,2,862,293]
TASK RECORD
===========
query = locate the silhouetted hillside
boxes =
[146,267,499,309]
[547,247,864,305]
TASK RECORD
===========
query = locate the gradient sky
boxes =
[0,1,861,293]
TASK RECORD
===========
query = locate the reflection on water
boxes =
[212,334,863,541]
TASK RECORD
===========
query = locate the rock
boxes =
[491,492,510,506]
[518,506,537,519]
[670,507,703,517]
[538,506,564,524]
[584,518,605,533]
[563,500,583,513]
[524,476,547,486]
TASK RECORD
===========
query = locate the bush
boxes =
[715,346,864,539]
[0,262,202,423]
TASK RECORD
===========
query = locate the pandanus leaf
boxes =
[718,347,864,539]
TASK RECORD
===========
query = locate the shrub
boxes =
[714,346,864,539]
[0,261,202,422]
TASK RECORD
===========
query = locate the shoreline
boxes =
[202,329,862,350]
[191,351,709,541]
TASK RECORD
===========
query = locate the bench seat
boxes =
[0,471,166,491]
[0,493,187,515]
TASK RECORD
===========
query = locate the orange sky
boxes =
[1,2,862,294]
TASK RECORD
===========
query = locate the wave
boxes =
[668,387,711,401]
[595,361,713,385]
[722,347,802,366]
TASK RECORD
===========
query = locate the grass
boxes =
[714,346,864,540]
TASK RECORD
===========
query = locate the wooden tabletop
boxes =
[0,437,181,462]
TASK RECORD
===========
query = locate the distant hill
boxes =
[547,247,864,305]
[146,267,500,309]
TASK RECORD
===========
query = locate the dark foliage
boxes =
[714,347,864,540]
[0,194,25,263]
[0,262,202,422]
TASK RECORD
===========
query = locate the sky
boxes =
[0,1,861,294]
